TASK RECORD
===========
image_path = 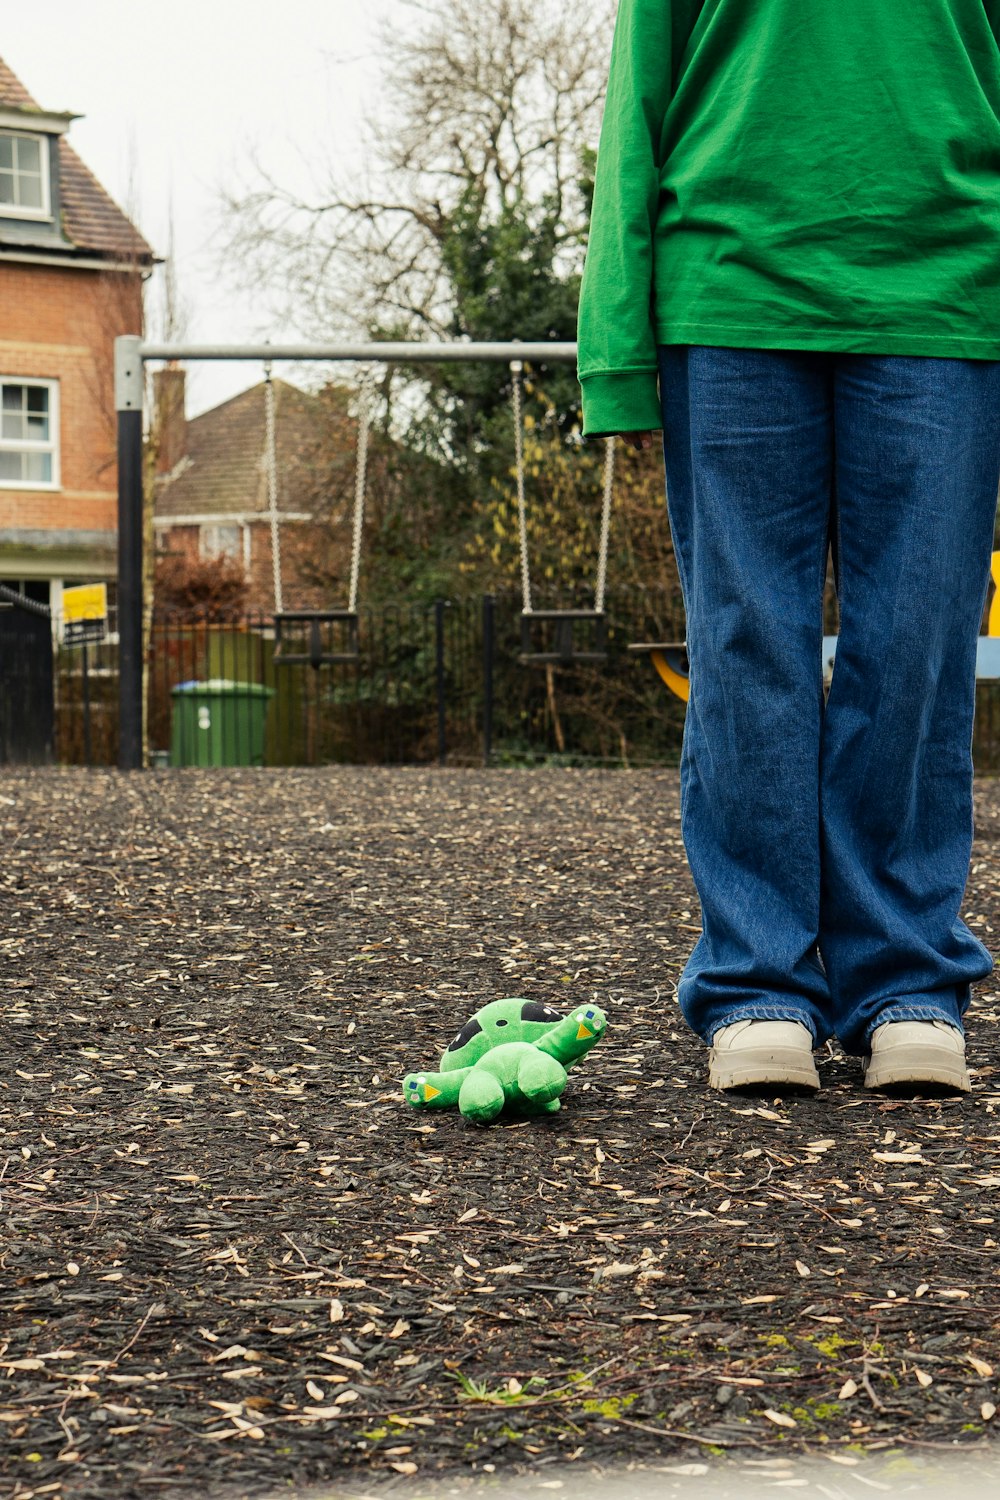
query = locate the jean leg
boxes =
[820,355,1000,1054]
[658,344,835,1045]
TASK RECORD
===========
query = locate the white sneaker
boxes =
[864,1019,970,1095]
[708,1019,820,1093]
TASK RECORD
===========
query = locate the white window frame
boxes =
[0,378,60,491]
[0,129,51,221]
[200,522,245,564]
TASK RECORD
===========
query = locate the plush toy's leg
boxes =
[402,1067,468,1109]
[535,1005,607,1067]
[458,1070,506,1124]
[515,1050,566,1104]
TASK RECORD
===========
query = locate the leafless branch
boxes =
[216,0,615,342]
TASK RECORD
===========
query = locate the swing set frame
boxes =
[115,337,580,768]
[114,334,1000,771]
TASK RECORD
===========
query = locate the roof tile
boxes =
[155,380,354,521]
[0,55,39,108]
[57,140,153,261]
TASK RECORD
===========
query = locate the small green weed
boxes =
[449,1371,548,1405]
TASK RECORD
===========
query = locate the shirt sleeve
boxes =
[577,0,678,439]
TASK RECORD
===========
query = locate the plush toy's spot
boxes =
[447,1018,483,1052]
[576,1022,593,1040]
[496,1018,508,1027]
[422,1084,441,1100]
[520,1001,562,1023]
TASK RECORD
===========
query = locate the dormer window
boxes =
[0,130,50,220]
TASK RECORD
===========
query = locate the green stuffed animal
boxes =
[402,997,607,1124]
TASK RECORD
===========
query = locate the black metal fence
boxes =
[139,590,690,769]
[147,602,483,768]
[47,589,1000,772]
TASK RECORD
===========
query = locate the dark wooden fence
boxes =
[0,597,54,765]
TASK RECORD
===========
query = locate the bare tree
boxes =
[152,195,192,347]
[218,0,615,339]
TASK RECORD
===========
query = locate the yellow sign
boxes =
[63,583,107,624]
[63,583,108,645]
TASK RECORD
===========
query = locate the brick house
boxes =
[153,370,362,613]
[0,56,154,613]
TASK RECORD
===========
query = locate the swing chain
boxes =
[511,359,533,615]
[348,365,376,616]
[263,361,283,614]
[594,435,615,615]
[511,357,614,616]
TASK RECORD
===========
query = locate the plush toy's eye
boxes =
[447,1018,483,1052]
[495,1018,508,1027]
[520,1002,562,1023]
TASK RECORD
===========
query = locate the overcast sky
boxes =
[4,0,396,415]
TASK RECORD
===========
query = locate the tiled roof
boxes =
[57,142,153,261]
[0,55,154,263]
[0,56,37,107]
[155,380,355,521]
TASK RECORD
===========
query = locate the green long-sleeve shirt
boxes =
[577,0,1000,438]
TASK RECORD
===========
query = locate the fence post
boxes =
[434,599,447,765]
[482,593,494,767]
[81,639,92,769]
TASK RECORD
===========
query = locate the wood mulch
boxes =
[1,766,999,1500]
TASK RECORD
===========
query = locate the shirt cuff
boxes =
[579,370,662,439]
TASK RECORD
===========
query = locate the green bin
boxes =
[170,679,274,767]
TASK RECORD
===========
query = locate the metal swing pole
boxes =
[115,334,145,772]
[140,340,577,364]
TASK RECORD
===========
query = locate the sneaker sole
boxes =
[709,1046,820,1094]
[864,1044,971,1096]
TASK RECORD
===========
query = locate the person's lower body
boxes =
[656,343,1000,1086]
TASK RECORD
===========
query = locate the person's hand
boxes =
[618,431,655,451]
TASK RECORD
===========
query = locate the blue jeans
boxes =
[657,345,1000,1056]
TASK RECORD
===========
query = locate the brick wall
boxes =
[0,261,143,539]
[158,519,339,614]
[246,522,332,613]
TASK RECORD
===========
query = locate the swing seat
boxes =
[628,640,690,701]
[274,610,360,668]
[519,609,608,666]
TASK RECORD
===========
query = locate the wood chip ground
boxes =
[1,767,999,1499]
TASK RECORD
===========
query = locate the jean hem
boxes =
[863,1005,965,1047]
[706,1008,819,1045]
